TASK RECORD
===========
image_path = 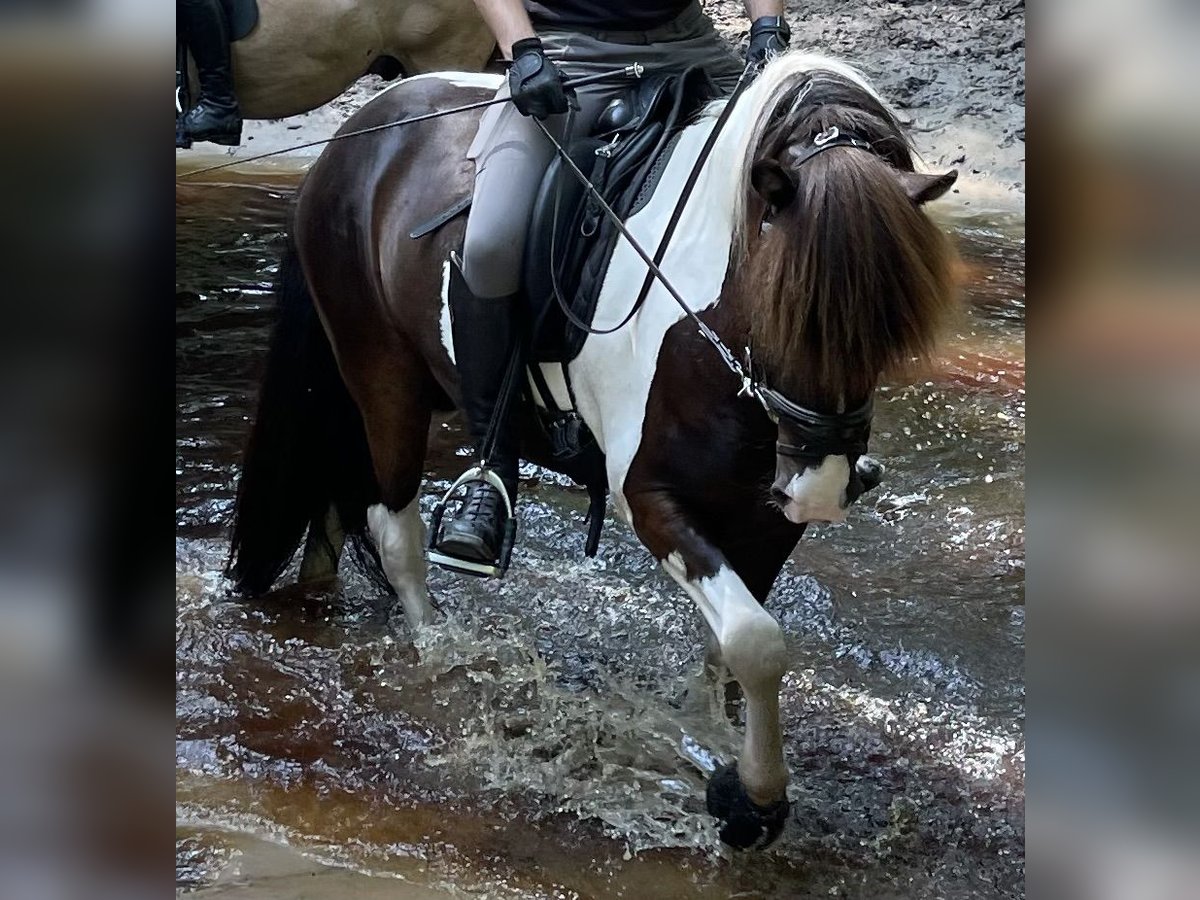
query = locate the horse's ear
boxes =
[895,169,958,205]
[751,159,798,210]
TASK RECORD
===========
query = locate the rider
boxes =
[434,0,790,571]
[177,0,244,145]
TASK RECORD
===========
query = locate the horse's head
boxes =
[731,60,960,524]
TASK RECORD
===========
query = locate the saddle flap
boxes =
[522,138,604,357]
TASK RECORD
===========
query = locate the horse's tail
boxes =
[226,237,380,595]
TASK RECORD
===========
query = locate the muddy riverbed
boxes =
[176,172,1024,897]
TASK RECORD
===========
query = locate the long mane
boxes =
[700,53,958,400]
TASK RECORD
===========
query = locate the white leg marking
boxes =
[439,259,455,366]
[367,500,434,629]
[663,554,789,806]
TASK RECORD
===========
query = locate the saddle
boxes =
[522,66,722,363]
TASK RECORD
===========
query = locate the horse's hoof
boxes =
[705,763,789,849]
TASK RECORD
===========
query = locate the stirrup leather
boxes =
[426,466,517,578]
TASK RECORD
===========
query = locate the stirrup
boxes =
[426,466,517,578]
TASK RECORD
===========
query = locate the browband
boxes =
[787,126,876,168]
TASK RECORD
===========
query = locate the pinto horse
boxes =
[226,54,960,848]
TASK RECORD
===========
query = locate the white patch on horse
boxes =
[565,52,893,521]
[568,114,731,514]
[439,258,455,366]
[382,71,504,96]
[367,500,434,628]
[662,554,789,805]
[780,455,851,524]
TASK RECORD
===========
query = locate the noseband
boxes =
[755,385,873,458]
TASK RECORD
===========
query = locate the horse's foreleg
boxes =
[629,493,790,849]
[702,626,744,722]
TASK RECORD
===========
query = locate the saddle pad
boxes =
[522,66,723,364]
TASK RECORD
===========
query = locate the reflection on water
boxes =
[177,179,1024,898]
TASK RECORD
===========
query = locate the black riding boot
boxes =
[435,266,524,570]
[178,0,243,145]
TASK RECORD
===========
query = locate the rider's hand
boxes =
[508,37,575,119]
[745,16,791,71]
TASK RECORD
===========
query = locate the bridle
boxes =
[753,380,873,459]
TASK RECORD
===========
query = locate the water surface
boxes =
[177,177,1024,898]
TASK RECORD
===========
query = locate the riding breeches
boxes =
[461,1,742,299]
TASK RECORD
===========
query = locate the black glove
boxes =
[746,15,791,70]
[508,37,574,119]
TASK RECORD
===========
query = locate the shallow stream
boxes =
[176,176,1024,898]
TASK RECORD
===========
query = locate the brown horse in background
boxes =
[179,0,494,121]
[226,55,960,849]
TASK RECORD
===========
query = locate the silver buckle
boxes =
[595,135,621,159]
[814,126,840,146]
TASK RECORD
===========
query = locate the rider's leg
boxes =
[178,0,242,145]
[436,74,627,569]
[434,263,526,565]
[434,92,560,567]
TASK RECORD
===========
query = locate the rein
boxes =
[175,66,645,181]
[534,75,880,456]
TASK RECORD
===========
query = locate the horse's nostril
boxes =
[770,487,789,506]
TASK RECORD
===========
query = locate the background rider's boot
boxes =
[179,0,243,145]
[436,268,524,567]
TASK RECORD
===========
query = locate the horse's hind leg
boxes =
[367,498,431,628]
[343,345,437,629]
[299,505,344,581]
